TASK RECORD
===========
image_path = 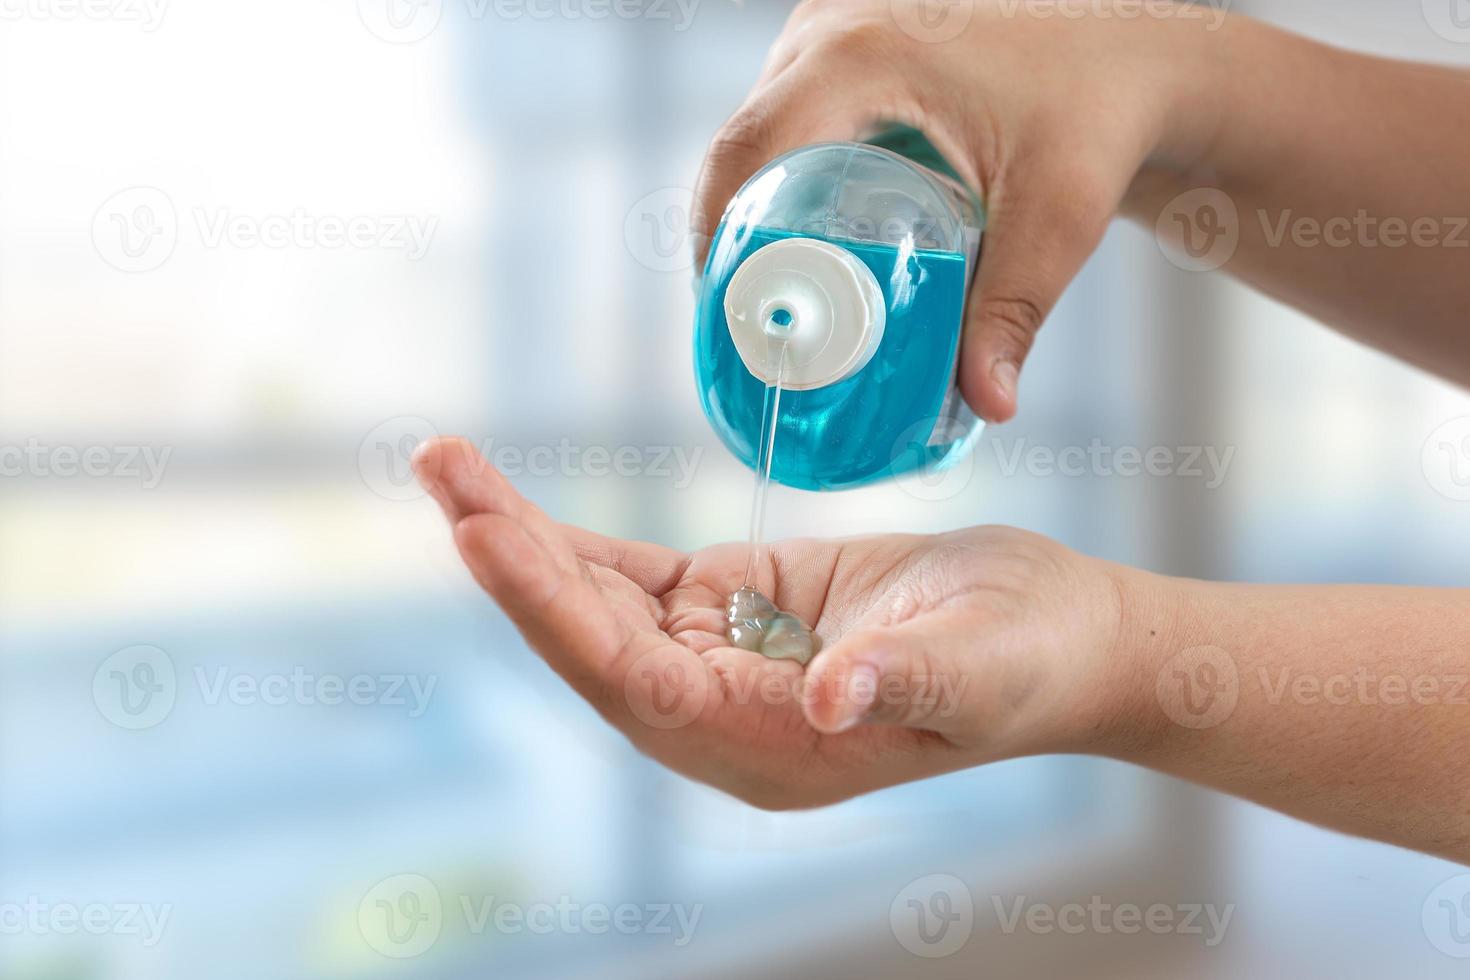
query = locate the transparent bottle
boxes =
[693,127,986,491]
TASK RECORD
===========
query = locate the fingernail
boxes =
[410,439,436,475]
[990,357,1019,402]
[829,664,880,733]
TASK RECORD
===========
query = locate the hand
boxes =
[414,437,1141,809]
[692,0,1228,422]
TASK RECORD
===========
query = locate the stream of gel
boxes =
[726,334,820,665]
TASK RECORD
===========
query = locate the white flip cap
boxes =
[723,237,886,390]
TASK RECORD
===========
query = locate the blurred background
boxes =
[2,0,1470,977]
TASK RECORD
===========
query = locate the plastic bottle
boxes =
[693,127,986,491]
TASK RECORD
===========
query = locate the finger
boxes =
[453,512,635,713]
[417,437,706,725]
[559,524,689,598]
[691,53,913,269]
[412,436,581,576]
[801,619,975,736]
[959,162,1115,423]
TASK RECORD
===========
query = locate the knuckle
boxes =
[876,652,946,728]
[808,20,899,69]
[697,109,780,230]
[977,293,1047,352]
[709,108,774,162]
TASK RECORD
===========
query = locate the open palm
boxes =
[414,437,1122,809]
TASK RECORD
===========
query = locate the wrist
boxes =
[1083,561,1206,760]
[1120,9,1251,217]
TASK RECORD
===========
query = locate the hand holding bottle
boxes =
[693,0,1228,422]
[694,1,1470,418]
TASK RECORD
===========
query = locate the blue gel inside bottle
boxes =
[695,226,972,491]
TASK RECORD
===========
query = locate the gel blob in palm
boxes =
[694,129,985,491]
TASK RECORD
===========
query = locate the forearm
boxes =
[1105,569,1470,861]
[1126,14,1470,383]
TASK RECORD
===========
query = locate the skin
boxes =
[691,1,1470,422]
[419,4,1470,862]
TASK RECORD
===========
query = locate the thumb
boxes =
[801,623,972,736]
[959,164,1113,423]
